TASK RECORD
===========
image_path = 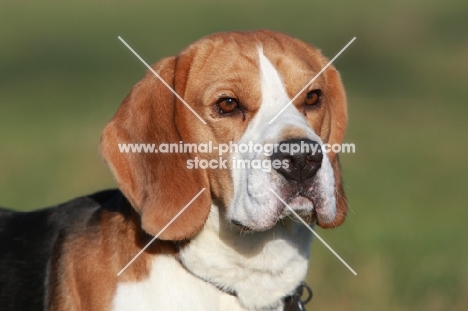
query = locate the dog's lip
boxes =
[230,219,255,232]
[230,218,280,233]
[287,192,316,207]
[275,192,320,222]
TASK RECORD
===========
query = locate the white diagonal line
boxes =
[268,37,356,124]
[269,188,357,275]
[118,36,207,125]
[117,188,206,276]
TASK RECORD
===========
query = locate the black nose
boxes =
[270,139,323,182]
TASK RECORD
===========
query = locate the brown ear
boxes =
[318,66,348,228]
[100,56,211,240]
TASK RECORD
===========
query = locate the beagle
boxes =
[0,30,348,311]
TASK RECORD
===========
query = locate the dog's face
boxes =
[101,30,347,239]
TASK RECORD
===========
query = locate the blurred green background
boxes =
[1,1,467,310]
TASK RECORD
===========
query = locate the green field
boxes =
[1,1,467,310]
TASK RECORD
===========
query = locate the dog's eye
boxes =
[305,90,322,107]
[217,98,239,114]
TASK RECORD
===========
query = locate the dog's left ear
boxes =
[319,65,348,228]
[100,57,211,240]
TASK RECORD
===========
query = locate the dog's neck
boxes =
[178,203,313,310]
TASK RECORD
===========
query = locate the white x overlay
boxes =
[116,36,356,278]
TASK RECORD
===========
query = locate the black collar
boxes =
[217,281,313,311]
[283,282,313,311]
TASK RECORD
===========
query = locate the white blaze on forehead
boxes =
[257,46,290,115]
[246,46,311,141]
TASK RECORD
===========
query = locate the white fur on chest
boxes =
[179,205,313,310]
[112,254,246,311]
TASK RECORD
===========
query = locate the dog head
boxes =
[100,30,348,239]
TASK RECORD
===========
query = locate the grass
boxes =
[1,1,467,310]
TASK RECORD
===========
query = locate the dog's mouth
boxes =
[279,192,319,220]
[230,192,319,233]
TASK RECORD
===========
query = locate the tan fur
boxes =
[47,198,178,310]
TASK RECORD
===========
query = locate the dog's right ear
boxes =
[100,57,211,241]
[317,65,348,228]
